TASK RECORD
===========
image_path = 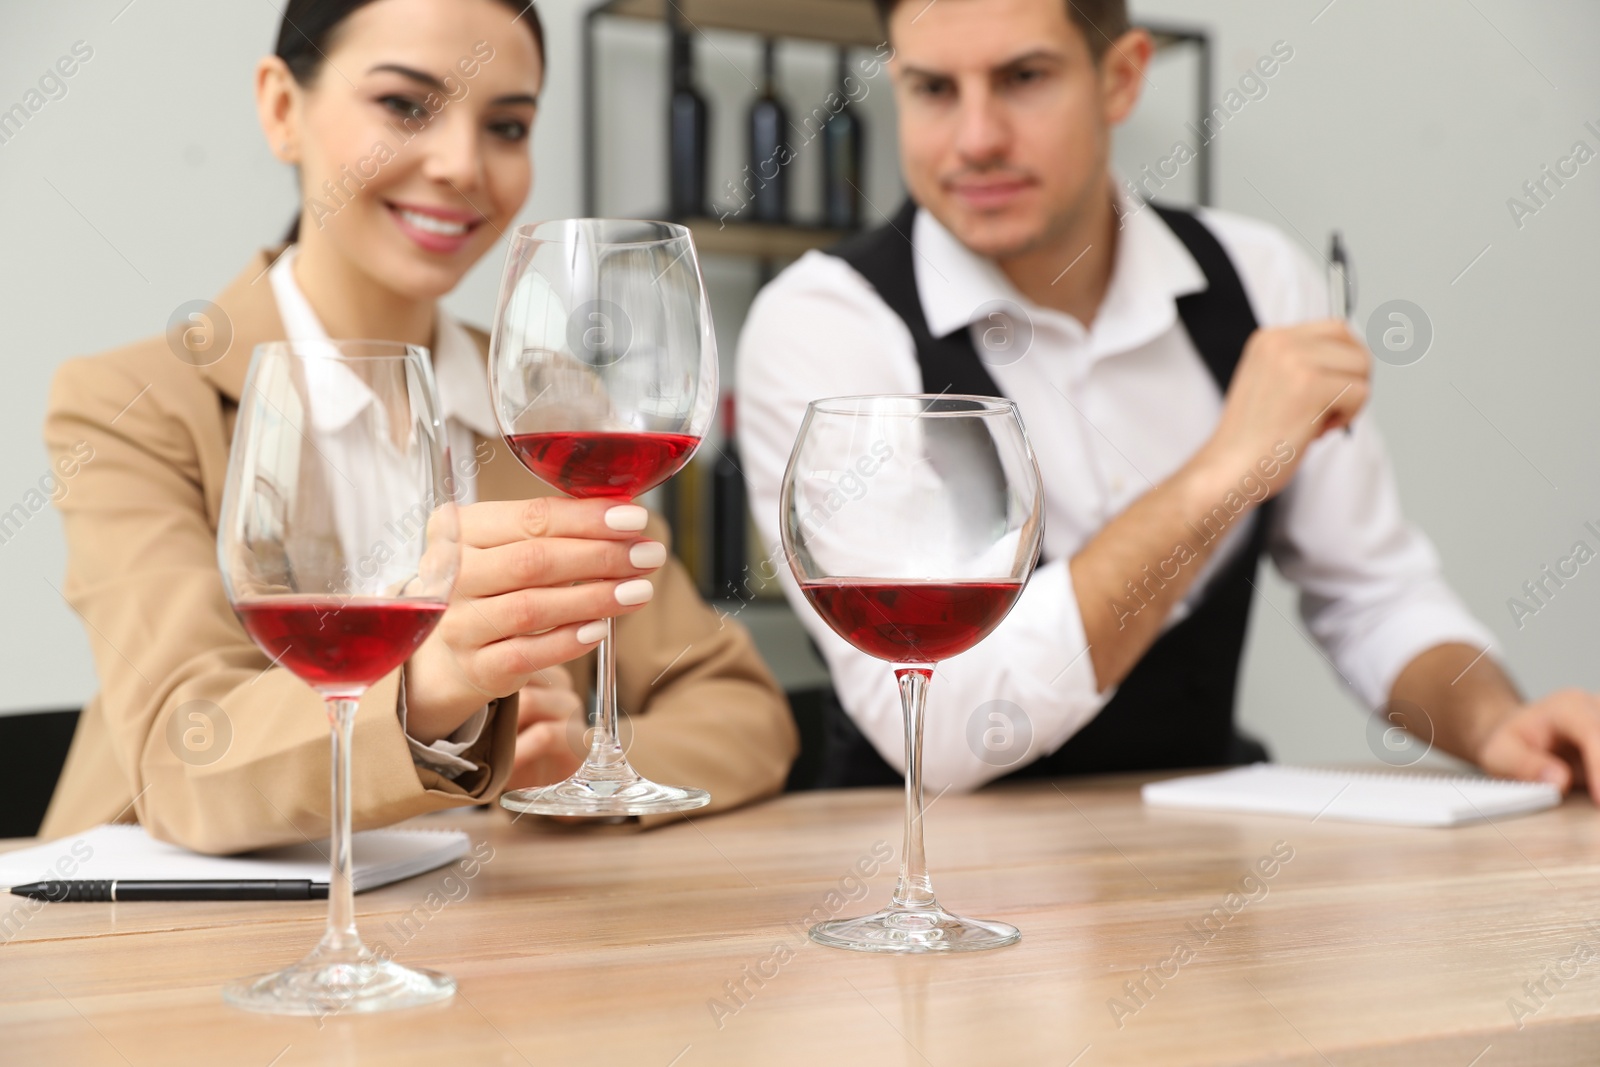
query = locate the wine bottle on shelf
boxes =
[709,395,748,601]
[821,48,864,231]
[747,39,790,225]
[668,20,708,219]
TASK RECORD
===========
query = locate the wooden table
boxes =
[6,774,1600,1066]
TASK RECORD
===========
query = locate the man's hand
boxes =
[1070,318,1372,693]
[1390,647,1600,801]
[1477,689,1600,797]
[1191,319,1371,493]
[505,665,587,791]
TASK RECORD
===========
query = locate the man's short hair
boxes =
[871,0,1131,58]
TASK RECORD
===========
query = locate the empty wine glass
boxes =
[781,394,1044,952]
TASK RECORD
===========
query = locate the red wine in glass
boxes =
[234,596,447,693]
[780,394,1044,954]
[505,431,700,500]
[798,579,1023,664]
[489,219,718,818]
[217,339,462,1014]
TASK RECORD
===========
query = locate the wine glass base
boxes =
[810,906,1020,954]
[223,951,455,1016]
[500,775,710,817]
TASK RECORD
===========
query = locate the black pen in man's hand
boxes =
[1328,230,1357,435]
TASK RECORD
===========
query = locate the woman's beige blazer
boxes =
[39,250,797,852]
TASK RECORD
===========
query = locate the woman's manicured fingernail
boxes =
[614,578,654,606]
[604,505,649,531]
[629,541,667,569]
[576,620,607,644]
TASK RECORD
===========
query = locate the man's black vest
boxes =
[816,200,1273,787]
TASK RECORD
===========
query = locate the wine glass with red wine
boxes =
[217,339,461,1014]
[489,218,717,816]
[780,395,1044,953]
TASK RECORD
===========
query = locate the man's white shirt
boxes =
[735,185,1495,791]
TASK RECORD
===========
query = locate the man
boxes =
[737,0,1600,794]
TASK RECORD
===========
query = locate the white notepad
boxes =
[1141,763,1561,828]
[0,824,470,892]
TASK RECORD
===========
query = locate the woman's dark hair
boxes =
[275,0,546,243]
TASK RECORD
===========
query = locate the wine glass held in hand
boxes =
[490,218,718,817]
[781,394,1045,953]
[217,339,462,1015]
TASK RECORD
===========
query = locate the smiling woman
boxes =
[295,39,503,234]
[259,0,546,342]
[38,0,797,854]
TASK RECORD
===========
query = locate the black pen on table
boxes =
[1328,230,1356,436]
[6,879,328,902]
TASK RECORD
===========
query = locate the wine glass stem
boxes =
[322,696,361,954]
[588,618,627,770]
[892,667,937,910]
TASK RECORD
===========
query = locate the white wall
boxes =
[3,0,1597,774]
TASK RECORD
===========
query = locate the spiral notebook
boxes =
[1141,764,1562,828]
[0,824,470,892]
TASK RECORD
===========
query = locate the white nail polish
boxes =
[576,620,607,644]
[629,541,667,569]
[614,578,654,606]
[605,505,649,531]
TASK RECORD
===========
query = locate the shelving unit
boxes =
[581,0,1217,223]
[592,0,884,48]
[576,0,1218,620]
[681,217,851,261]
[586,0,1198,66]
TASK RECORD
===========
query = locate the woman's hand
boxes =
[403,497,666,744]
[505,664,587,791]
